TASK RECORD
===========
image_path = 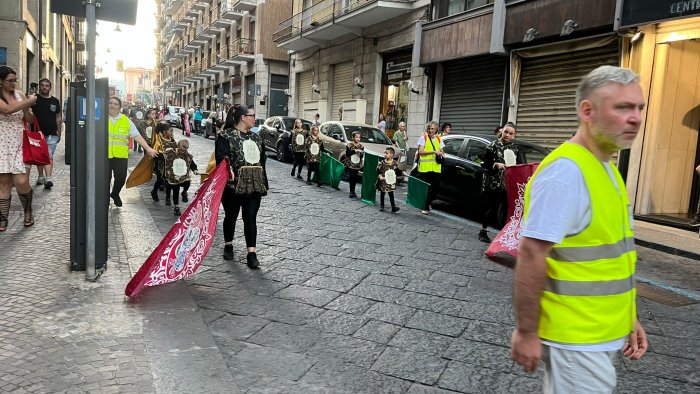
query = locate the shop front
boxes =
[621,0,700,230]
[379,51,413,139]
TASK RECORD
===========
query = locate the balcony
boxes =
[274,0,418,51]
[228,38,255,62]
[192,24,214,45]
[164,0,185,16]
[220,0,256,21]
[211,5,233,29]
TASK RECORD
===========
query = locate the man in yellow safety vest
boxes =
[511,65,648,393]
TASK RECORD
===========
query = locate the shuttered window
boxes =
[516,44,619,150]
[296,71,313,118]
[332,62,353,121]
[440,56,507,135]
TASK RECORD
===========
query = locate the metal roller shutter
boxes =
[516,43,620,150]
[297,71,313,118]
[440,56,508,134]
[332,62,353,121]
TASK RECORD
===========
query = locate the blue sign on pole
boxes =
[78,96,102,121]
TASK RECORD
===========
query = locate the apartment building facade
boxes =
[0,0,84,105]
[274,0,432,141]
[159,0,289,119]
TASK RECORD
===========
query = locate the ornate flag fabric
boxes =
[485,163,539,261]
[125,160,230,297]
[125,155,153,188]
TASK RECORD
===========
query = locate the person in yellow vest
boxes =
[107,96,157,207]
[511,66,648,393]
[416,121,445,214]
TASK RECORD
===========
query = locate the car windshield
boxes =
[344,126,391,145]
[283,118,312,131]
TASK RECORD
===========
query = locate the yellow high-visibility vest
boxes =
[109,114,131,159]
[523,142,636,345]
[418,133,441,173]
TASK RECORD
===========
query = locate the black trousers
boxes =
[292,152,305,175]
[152,157,164,192]
[481,188,506,228]
[307,162,320,184]
[222,189,262,247]
[109,158,128,198]
[380,191,396,207]
[419,171,441,209]
[165,181,190,205]
[348,168,360,194]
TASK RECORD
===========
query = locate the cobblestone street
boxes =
[1,134,699,393]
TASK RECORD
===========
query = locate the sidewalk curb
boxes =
[634,239,700,262]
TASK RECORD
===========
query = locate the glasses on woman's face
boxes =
[244,113,255,118]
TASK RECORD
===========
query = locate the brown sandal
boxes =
[18,191,33,227]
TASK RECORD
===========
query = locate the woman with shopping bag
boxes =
[0,66,38,230]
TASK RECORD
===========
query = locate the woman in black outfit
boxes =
[215,105,268,268]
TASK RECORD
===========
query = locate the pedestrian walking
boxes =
[344,131,364,198]
[107,96,157,207]
[377,113,386,132]
[31,78,62,189]
[163,139,197,216]
[416,121,444,214]
[215,105,268,268]
[392,121,409,156]
[290,118,307,179]
[0,66,37,229]
[193,106,203,134]
[305,125,324,186]
[478,122,518,243]
[511,66,648,393]
[376,147,400,213]
[139,108,159,147]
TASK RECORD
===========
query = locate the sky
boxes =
[95,0,157,81]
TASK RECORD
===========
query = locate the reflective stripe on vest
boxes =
[418,133,441,173]
[109,115,131,159]
[523,142,636,345]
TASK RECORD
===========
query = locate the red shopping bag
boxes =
[485,163,539,263]
[23,119,51,166]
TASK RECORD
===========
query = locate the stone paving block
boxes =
[364,273,411,289]
[371,347,448,385]
[208,314,270,341]
[646,334,698,360]
[324,294,376,315]
[263,268,315,285]
[381,265,434,280]
[345,259,393,273]
[437,360,517,393]
[310,309,367,335]
[227,346,316,381]
[396,256,445,271]
[302,275,359,292]
[313,254,356,268]
[388,328,453,356]
[273,284,340,307]
[405,279,458,298]
[317,266,369,282]
[412,250,458,264]
[275,260,328,273]
[615,371,697,394]
[621,352,697,383]
[458,301,514,325]
[396,292,465,316]
[353,320,402,344]
[406,310,469,337]
[460,320,513,347]
[407,383,461,393]
[428,271,472,287]
[363,302,416,326]
[349,283,405,303]
[306,334,385,368]
[338,248,401,264]
[247,322,321,353]
[443,338,513,373]
[299,360,411,393]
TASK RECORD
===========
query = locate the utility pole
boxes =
[85,0,98,281]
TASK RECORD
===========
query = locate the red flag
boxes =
[485,163,539,262]
[125,160,231,297]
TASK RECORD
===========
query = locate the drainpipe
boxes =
[38,0,43,82]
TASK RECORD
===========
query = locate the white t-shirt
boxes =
[377,120,386,132]
[109,115,140,138]
[417,134,445,149]
[522,150,629,352]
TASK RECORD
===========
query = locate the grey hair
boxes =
[576,66,640,107]
[398,121,406,127]
[425,121,439,132]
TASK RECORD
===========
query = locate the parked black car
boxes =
[411,134,549,227]
[259,116,313,162]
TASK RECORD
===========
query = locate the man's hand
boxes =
[146,147,158,158]
[494,163,506,170]
[622,320,648,360]
[379,175,384,181]
[511,329,542,373]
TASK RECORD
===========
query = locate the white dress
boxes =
[0,91,26,174]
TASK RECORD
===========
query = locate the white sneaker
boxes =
[36,176,46,185]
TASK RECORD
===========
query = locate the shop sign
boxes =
[386,61,412,73]
[621,0,700,27]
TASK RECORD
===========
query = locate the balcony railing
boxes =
[274,0,416,44]
[228,38,255,61]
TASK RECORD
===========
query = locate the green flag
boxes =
[406,175,429,210]
[319,152,345,190]
[361,152,380,205]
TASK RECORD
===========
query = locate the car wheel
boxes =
[276,142,286,162]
